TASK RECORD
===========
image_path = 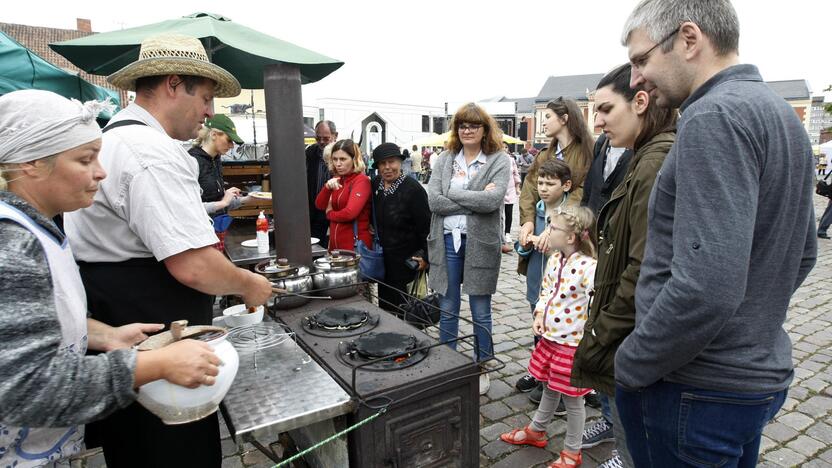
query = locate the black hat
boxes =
[371,142,404,168]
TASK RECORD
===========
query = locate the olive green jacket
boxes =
[570,131,675,395]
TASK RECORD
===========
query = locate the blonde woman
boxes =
[188,114,249,214]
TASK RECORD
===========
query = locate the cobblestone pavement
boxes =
[72,196,832,467]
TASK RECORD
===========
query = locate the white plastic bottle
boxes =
[256,211,269,253]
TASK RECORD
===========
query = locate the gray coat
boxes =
[427,150,509,295]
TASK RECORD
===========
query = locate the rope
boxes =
[272,408,386,467]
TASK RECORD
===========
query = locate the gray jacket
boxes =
[427,150,509,296]
[615,65,817,394]
[0,192,137,428]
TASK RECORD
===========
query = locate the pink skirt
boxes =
[528,338,591,397]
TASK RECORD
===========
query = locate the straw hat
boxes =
[107,34,241,98]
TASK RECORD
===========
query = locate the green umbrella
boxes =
[0,30,120,119]
[49,12,343,88]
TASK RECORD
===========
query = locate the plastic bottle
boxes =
[256,211,269,253]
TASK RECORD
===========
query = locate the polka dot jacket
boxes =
[534,251,597,346]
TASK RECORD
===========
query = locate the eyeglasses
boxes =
[629,25,681,70]
[458,123,483,133]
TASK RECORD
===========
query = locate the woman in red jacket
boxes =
[314,139,372,251]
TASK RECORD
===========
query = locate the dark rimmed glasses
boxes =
[630,25,682,70]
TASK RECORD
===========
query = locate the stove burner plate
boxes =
[312,307,369,329]
[302,307,379,337]
[338,332,430,371]
[353,332,417,359]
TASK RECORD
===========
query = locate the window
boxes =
[422,115,430,132]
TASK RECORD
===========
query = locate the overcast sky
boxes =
[6,0,831,106]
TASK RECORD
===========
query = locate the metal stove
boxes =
[273,293,480,468]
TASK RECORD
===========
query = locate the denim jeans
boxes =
[615,380,786,468]
[438,234,493,361]
[818,199,832,235]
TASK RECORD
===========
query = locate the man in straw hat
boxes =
[64,34,271,467]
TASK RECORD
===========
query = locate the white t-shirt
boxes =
[65,104,218,262]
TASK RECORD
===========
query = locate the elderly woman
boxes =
[314,139,372,251]
[0,90,220,467]
[427,103,509,395]
[370,143,431,311]
[188,114,250,214]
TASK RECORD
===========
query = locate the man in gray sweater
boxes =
[614,1,817,466]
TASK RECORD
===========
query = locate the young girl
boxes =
[501,206,597,468]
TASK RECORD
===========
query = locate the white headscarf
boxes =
[0,89,114,164]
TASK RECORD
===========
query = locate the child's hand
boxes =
[532,313,545,336]
[535,229,551,253]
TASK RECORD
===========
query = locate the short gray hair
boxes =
[621,0,740,56]
[315,120,337,134]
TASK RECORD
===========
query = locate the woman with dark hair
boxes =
[570,63,677,468]
[518,98,594,261]
[427,102,509,395]
[314,139,372,252]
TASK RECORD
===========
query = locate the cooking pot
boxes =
[312,250,360,299]
[136,320,239,425]
[254,258,314,310]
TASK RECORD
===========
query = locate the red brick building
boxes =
[0,19,128,105]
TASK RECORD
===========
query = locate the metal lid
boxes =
[314,250,359,270]
[255,258,299,278]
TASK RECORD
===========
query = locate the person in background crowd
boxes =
[427,103,508,396]
[519,98,593,256]
[401,148,413,179]
[410,144,423,182]
[517,147,534,186]
[314,139,372,252]
[0,89,222,468]
[64,34,272,467]
[581,132,632,216]
[817,194,832,239]
[307,120,338,246]
[571,63,677,468]
[189,114,251,214]
[503,145,521,250]
[615,1,816,465]
[370,143,431,310]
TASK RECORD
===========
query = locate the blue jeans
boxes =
[600,392,612,423]
[438,234,493,361]
[615,381,786,468]
[819,199,832,235]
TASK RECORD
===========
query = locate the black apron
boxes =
[80,120,221,468]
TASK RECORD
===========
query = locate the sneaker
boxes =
[819,232,830,239]
[504,233,512,243]
[479,373,490,395]
[585,391,602,409]
[528,382,544,404]
[598,452,624,468]
[515,374,538,393]
[581,418,614,448]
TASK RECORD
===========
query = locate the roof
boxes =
[536,73,605,102]
[501,97,537,114]
[766,80,810,101]
[0,22,127,104]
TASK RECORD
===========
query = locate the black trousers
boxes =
[79,258,220,468]
[504,204,514,235]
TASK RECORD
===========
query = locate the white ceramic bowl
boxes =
[221,304,264,328]
[137,329,239,425]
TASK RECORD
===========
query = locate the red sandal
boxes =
[499,425,548,448]
[547,450,582,468]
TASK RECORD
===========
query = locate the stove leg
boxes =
[243,433,284,464]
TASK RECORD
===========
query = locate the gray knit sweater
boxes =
[0,192,137,428]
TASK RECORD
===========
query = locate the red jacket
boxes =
[314,172,373,251]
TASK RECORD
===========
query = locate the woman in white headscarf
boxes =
[0,90,221,467]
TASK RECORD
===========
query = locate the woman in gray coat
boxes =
[427,103,509,395]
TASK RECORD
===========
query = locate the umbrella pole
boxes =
[251,90,257,145]
[263,63,311,266]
